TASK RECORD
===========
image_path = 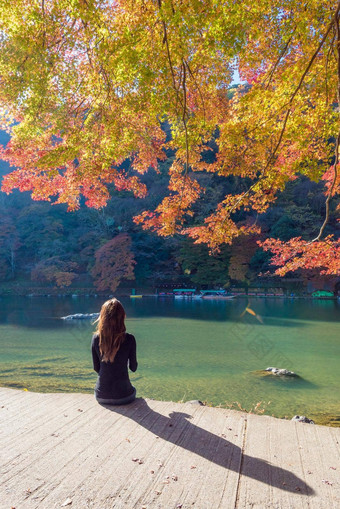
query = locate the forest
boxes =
[0,125,338,295]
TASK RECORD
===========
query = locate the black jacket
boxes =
[91,332,138,399]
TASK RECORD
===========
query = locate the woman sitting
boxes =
[91,298,137,405]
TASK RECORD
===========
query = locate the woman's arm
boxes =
[129,335,138,372]
[91,335,100,373]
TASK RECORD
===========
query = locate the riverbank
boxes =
[0,285,338,300]
[0,280,338,299]
[1,388,339,508]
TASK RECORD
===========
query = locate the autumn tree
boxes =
[91,233,135,292]
[0,0,339,275]
[31,257,78,287]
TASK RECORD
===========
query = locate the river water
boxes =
[0,295,339,425]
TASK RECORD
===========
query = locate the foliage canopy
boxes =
[0,0,339,275]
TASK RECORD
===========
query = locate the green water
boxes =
[0,295,339,425]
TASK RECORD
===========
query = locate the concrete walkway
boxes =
[0,388,339,509]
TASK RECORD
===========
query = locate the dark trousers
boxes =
[95,387,136,405]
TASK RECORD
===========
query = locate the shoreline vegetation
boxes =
[0,283,338,299]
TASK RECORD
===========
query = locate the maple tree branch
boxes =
[221,5,340,227]
[247,13,337,138]
[259,6,340,200]
[325,32,335,106]
[176,61,190,216]
[157,0,184,116]
[220,107,292,226]
[157,0,190,212]
[41,0,46,50]
[311,7,340,243]
[264,8,340,261]
[182,61,189,175]
[287,25,334,106]
[310,132,339,243]
[17,56,29,71]
[266,109,291,172]
[184,58,206,124]
[72,97,87,117]
[264,32,295,90]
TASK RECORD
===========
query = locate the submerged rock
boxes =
[292,415,315,424]
[61,313,99,320]
[265,367,297,377]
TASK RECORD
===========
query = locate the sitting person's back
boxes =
[91,298,138,405]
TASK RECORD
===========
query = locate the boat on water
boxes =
[173,288,196,298]
[158,289,234,299]
[195,290,234,300]
[311,290,335,299]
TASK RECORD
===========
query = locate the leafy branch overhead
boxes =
[0,0,339,275]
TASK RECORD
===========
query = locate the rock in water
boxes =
[61,313,99,320]
[265,367,297,376]
[292,415,315,424]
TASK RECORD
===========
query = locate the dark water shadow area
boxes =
[102,398,314,495]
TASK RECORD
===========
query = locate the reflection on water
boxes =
[0,295,339,425]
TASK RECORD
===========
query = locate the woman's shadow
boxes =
[101,398,314,496]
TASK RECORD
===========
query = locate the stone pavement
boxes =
[1,388,339,508]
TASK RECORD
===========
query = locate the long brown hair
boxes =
[95,298,126,362]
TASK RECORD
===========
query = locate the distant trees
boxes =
[228,235,258,285]
[31,257,78,287]
[0,147,337,290]
[91,234,135,292]
[175,238,230,286]
[0,216,20,280]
